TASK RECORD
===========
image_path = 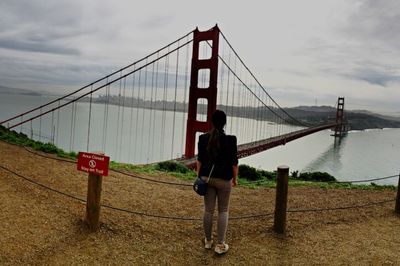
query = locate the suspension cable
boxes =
[103,81,111,151]
[181,38,190,156]
[115,72,123,157]
[7,39,194,130]
[219,31,306,126]
[118,76,128,160]
[160,50,170,161]
[0,30,194,126]
[151,54,160,159]
[171,42,180,159]
[147,60,156,162]
[87,85,93,152]
[102,77,110,152]
[139,59,149,161]
[127,72,136,162]
[218,54,303,127]
[72,98,77,150]
[133,69,142,162]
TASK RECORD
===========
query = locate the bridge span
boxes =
[179,122,338,168]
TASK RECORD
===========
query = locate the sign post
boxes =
[77,151,110,231]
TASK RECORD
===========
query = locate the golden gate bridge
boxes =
[0,25,346,165]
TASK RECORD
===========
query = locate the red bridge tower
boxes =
[184,25,220,158]
[334,97,346,137]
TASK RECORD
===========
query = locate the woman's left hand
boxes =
[232,177,237,187]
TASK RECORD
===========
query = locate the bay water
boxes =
[1,93,399,185]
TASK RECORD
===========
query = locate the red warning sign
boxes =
[77,152,110,176]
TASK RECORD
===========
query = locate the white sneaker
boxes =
[204,238,213,249]
[214,243,229,254]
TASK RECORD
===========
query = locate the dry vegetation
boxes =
[0,141,399,265]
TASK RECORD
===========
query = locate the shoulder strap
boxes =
[205,165,215,183]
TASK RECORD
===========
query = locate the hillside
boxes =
[285,106,400,130]
[1,87,399,130]
[89,95,400,130]
[0,140,399,265]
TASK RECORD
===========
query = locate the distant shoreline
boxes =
[1,90,400,130]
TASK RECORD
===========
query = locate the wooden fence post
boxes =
[274,165,289,234]
[396,173,400,215]
[86,172,103,231]
[78,151,109,232]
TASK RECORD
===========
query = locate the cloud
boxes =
[0,1,84,36]
[0,38,79,55]
[265,85,336,107]
[343,0,400,51]
[0,0,93,56]
[345,65,400,87]
[297,1,400,89]
[0,54,108,90]
[316,60,400,87]
[139,15,175,30]
[0,0,399,114]
[0,0,121,90]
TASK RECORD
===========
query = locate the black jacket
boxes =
[197,132,238,180]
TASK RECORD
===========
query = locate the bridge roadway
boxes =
[178,122,338,168]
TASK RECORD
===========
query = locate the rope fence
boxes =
[0,139,194,187]
[0,163,398,223]
[0,164,272,221]
[1,139,396,187]
[287,199,396,213]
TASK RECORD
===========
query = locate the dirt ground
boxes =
[0,140,399,265]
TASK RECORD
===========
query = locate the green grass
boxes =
[0,125,77,160]
[0,125,395,190]
[109,161,197,181]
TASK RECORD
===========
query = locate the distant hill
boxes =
[87,95,400,130]
[349,109,400,122]
[2,86,396,131]
[285,106,400,130]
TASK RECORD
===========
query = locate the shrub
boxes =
[0,126,78,159]
[38,143,60,153]
[291,170,299,178]
[297,171,336,182]
[68,151,78,158]
[258,169,275,180]
[156,161,189,174]
[238,164,261,181]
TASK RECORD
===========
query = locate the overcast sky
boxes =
[0,0,399,114]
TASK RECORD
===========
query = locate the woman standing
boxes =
[197,110,238,255]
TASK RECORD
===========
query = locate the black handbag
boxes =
[193,165,215,196]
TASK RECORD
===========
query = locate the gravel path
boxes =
[0,141,399,265]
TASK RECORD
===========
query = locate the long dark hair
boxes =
[207,110,227,160]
